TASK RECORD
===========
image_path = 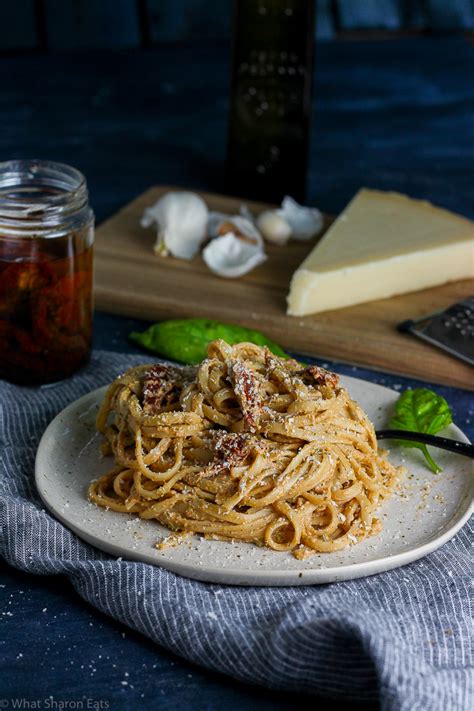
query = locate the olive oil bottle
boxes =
[227,0,315,203]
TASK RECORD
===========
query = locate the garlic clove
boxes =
[256,209,292,246]
[208,212,263,246]
[141,191,209,259]
[202,231,266,278]
[207,211,230,238]
[279,196,323,241]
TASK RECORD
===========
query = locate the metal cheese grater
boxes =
[398,297,474,366]
[227,0,315,203]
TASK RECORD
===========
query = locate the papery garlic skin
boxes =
[239,204,254,223]
[141,191,208,259]
[202,231,267,278]
[256,210,292,246]
[279,196,323,241]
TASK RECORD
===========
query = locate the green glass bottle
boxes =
[227,0,315,203]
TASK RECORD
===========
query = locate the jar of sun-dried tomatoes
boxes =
[0,159,94,384]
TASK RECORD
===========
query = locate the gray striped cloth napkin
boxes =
[0,351,472,711]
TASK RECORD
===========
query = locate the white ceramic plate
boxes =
[35,376,473,586]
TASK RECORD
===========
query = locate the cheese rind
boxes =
[287,189,474,316]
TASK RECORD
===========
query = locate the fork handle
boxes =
[375,429,474,459]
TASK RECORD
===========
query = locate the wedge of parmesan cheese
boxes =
[287,189,474,316]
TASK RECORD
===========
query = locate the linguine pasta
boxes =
[88,340,402,558]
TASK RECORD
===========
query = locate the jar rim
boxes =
[0,159,92,236]
[0,159,86,204]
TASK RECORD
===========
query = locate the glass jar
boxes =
[0,159,94,384]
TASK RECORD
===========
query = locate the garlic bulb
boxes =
[256,210,292,245]
[203,230,266,278]
[279,196,323,241]
[141,191,208,259]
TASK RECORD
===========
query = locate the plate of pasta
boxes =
[35,340,473,586]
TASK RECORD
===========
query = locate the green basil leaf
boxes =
[389,388,453,473]
[130,318,288,365]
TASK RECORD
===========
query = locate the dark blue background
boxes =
[1,35,473,710]
[2,0,474,50]
[2,38,474,221]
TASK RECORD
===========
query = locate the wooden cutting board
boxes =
[94,186,473,390]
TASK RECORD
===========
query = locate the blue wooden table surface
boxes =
[1,37,473,710]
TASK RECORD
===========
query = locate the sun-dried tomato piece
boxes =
[303,365,339,389]
[142,364,197,413]
[229,360,263,432]
[207,432,253,474]
[143,364,177,413]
